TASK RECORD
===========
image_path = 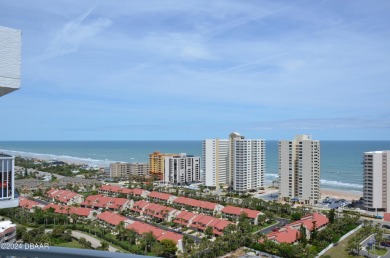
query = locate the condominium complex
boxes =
[109,162,149,178]
[279,135,320,205]
[0,26,21,209]
[363,151,390,211]
[232,138,265,192]
[202,132,265,192]
[164,153,200,185]
[202,139,229,187]
[149,151,178,178]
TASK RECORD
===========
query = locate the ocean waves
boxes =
[0,149,117,167]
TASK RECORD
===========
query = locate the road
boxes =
[360,233,390,258]
[259,217,290,234]
[71,230,119,252]
[27,228,119,252]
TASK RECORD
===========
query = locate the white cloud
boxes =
[45,4,112,58]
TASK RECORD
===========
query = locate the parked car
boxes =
[383,224,390,229]
[381,241,390,247]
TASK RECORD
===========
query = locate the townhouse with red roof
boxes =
[98,185,149,199]
[19,197,44,212]
[46,189,84,205]
[265,213,329,244]
[173,211,198,226]
[80,195,130,211]
[127,221,183,252]
[221,205,264,225]
[43,203,97,220]
[98,185,123,197]
[172,196,223,214]
[143,203,178,222]
[147,191,176,204]
[97,211,131,226]
[190,214,232,236]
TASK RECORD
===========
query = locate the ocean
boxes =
[1,140,390,193]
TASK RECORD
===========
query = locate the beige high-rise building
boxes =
[109,162,149,178]
[363,151,390,211]
[149,152,178,179]
[279,135,320,205]
[202,139,229,188]
[228,132,245,187]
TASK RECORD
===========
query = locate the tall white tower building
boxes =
[202,132,265,192]
[202,139,229,188]
[232,138,265,192]
[0,26,21,209]
[363,151,390,211]
[164,154,200,185]
[279,135,320,205]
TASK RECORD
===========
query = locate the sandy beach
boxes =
[321,188,362,201]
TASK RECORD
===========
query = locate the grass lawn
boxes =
[322,228,365,258]
[73,230,128,253]
[368,246,388,256]
[55,239,86,249]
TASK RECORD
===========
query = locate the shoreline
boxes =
[320,188,362,201]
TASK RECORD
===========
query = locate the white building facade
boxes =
[202,139,229,188]
[202,132,265,192]
[363,151,390,211]
[232,139,265,192]
[0,26,21,209]
[279,135,320,205]
[164,154,200,185]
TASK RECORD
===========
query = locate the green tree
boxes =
[205,226,213,239]
[298,224,308,247]
[328,209,336,223]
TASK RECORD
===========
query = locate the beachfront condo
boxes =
[279,135,320,205]
[0,26,21,209]
[149,151,178,179]
[202,132,265,192]
[232,137,265,192]
[202,139,229,188]
[109,162,149,178]
[363,151,390,211]
[163,153,200,185]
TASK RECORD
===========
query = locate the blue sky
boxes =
[1,0,389,140]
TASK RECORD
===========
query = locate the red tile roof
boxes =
[289,213,329,231]
[80,194,103,206]
[73,207,94,217]
[47,189,82,204]
[199,201,217,210]
[157,231,183,244]
[267,227,299,244]
[132,200,150,212]
[97,211,127,226]
[108,198,129,209]
[173,211,197,225]
[99,185,122,193]
[221,205,262,219]
[173,196,202,207]
[148,191,173,201]
[19,197,41,210]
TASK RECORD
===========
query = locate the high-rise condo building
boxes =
[109,162,149,178]
[0,26,21,209]
[232,137,265,192]
[202,139,229,188]
[202,132,265,192]
[363,151,390,211]
[149,151,178,179]
[164,153,200,185]
[279,135,320,205]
